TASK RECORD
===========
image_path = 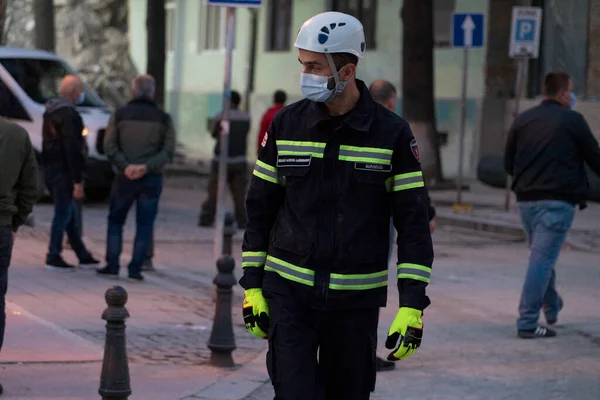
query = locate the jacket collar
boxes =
[541,99,563,107]
[307,79,375,132]
[129,96,157,106]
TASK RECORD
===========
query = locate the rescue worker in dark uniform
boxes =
[240,12,434,400]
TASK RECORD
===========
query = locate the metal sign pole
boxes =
[213,7,236,262]
[456,46,469,205]
[504,56,527,212]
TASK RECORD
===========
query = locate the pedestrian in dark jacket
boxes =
[504,72,600,339]
[0,116,39,395]
[368,79,437,372]
[97,74,175,281]
[42,75,99,272]
[198,90,251,229]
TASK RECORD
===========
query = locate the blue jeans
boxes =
[517,200,575,331]
[45,170,90,262]
[105,173,163,276]
[0,226,13,351]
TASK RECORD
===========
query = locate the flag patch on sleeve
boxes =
[410,139,420,161]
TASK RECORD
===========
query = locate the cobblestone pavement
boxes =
[17,176,600,399]
[8,233,265,370]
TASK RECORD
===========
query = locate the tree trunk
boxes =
[33,0,55,52]
[0,0,7,45]
[146,0,166,108]
[401,0,443,184]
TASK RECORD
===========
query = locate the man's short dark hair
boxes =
[369,80,397,104]
[330,52,359,71]
[543,72,571,97]
[273,90,287,105]
[230,90,241,107]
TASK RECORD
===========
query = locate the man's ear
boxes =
[341,64,357,80]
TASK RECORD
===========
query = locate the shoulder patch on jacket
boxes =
[261,132,269,148]
[410,139,420,161]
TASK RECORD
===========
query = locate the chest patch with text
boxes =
[354,162,392,172]
[277,154,312,167]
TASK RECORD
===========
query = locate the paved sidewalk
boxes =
[430,181,600,253]
[1,235,267,400]
[243,241,600,400]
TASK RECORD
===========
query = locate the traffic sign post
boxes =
[504,6,542,212]
[208,0,262,262]
[452,13,485,206]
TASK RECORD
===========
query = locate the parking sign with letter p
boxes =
[509,6,542,58]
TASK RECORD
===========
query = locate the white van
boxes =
[0,47,114,199]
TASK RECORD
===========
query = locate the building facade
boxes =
[127,0,600,178]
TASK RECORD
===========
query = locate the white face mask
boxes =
[300,72,349,103]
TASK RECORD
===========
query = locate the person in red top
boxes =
[257,90,286,153]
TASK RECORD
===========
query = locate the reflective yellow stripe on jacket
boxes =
[386,171,425,192]
[265,255,388,290]
[253,160,280,184]
[242,251,267,268]
[338,145,393,164]
[276,140,326,158]
[397,263,431,283]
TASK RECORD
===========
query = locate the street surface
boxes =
[3,176,599,399]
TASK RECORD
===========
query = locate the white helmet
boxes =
[294,12,366,59]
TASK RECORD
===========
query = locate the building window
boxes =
[166,0,176,53]
[200,4,228,51]
[330,0,377,50]
[266,0,293,51]
[433,0,455,47]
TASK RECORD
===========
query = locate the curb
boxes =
[187,348,269,400]
[436,211,526,239]
[437,211,600,253]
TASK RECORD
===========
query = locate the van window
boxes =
[0,79,30,121]
[0,58,105,108]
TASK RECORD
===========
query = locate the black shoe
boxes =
[198,213,214,227]
[128,274,144,282]
[518,326,557,339]
[46,258,76,272]
[376,356,395,372]
[79,256,100,268]
[546,297,564,326]
[141,259,156,272]
[0,382,3,395]
[96,266,119,279]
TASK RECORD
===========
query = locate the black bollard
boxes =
[223,212,237,256]
[207,255,237,368]
[99,286,132,399]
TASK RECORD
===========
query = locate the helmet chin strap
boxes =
[325,53,341,102]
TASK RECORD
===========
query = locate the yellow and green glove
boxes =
[385,307,423,360]
[242,288,270,339]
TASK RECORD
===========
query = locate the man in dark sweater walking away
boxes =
[0,117,39,395]
[97,74,175,281]
[42,75,99,271]
[198,90,251,229]
[504,72,600,338]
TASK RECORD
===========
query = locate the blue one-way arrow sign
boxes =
[452,13,485,48]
